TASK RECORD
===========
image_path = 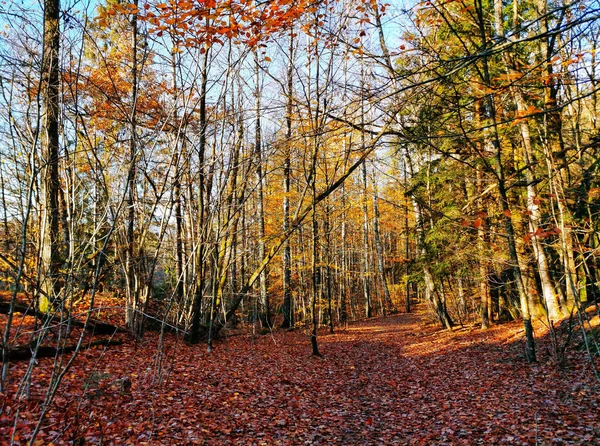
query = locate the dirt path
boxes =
[2,310,599,444]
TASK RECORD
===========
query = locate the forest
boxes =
[0,0,599,443]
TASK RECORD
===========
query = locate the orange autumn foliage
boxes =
[100,0,319,48]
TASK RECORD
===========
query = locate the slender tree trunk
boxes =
[361,160,372,318]
[340,186,348,325]
[310,200,321,355]
[189,45,209,344]
[358,46,372,319]
[171,50,186,306]
[39,0,62,306]
[476,163,490,329]
[308,112,321,355]
[206,241,219,352]
[124,0,141,333]
[281,29,294,329]
[0,163,10,290]
[254,49,270,329]
[324,204,334,333]
[309,15,322,356]
[404,158,411,313]
[457,277,466,320]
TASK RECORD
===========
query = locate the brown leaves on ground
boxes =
[1,308,599,445]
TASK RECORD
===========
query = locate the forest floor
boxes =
[1,303,600,445]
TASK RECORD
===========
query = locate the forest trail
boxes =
[2,308,599,445]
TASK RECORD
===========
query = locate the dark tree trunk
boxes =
[281,28,294,329]
[188,47,209,345]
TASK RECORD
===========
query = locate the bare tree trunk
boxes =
[188,44,209,344]
[361,160,372,318]
[457,277,466,320]
[39,0,62,306]
[0,163,10,290]
[308,13,322,356]
[339,185,349,326]
[254,49,270,329]
[324,203,334,333]
[310,189,321,356]
[404,158,411,314]
[476,163,490,329]
[170,48,186,307]
[124,0,141,334]
[281,29,294,329]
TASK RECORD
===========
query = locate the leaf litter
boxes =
[1,307,599,445]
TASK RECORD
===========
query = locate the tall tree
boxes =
[254,45,270,329]
[281,28,295,329]
[39,0,62,307]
